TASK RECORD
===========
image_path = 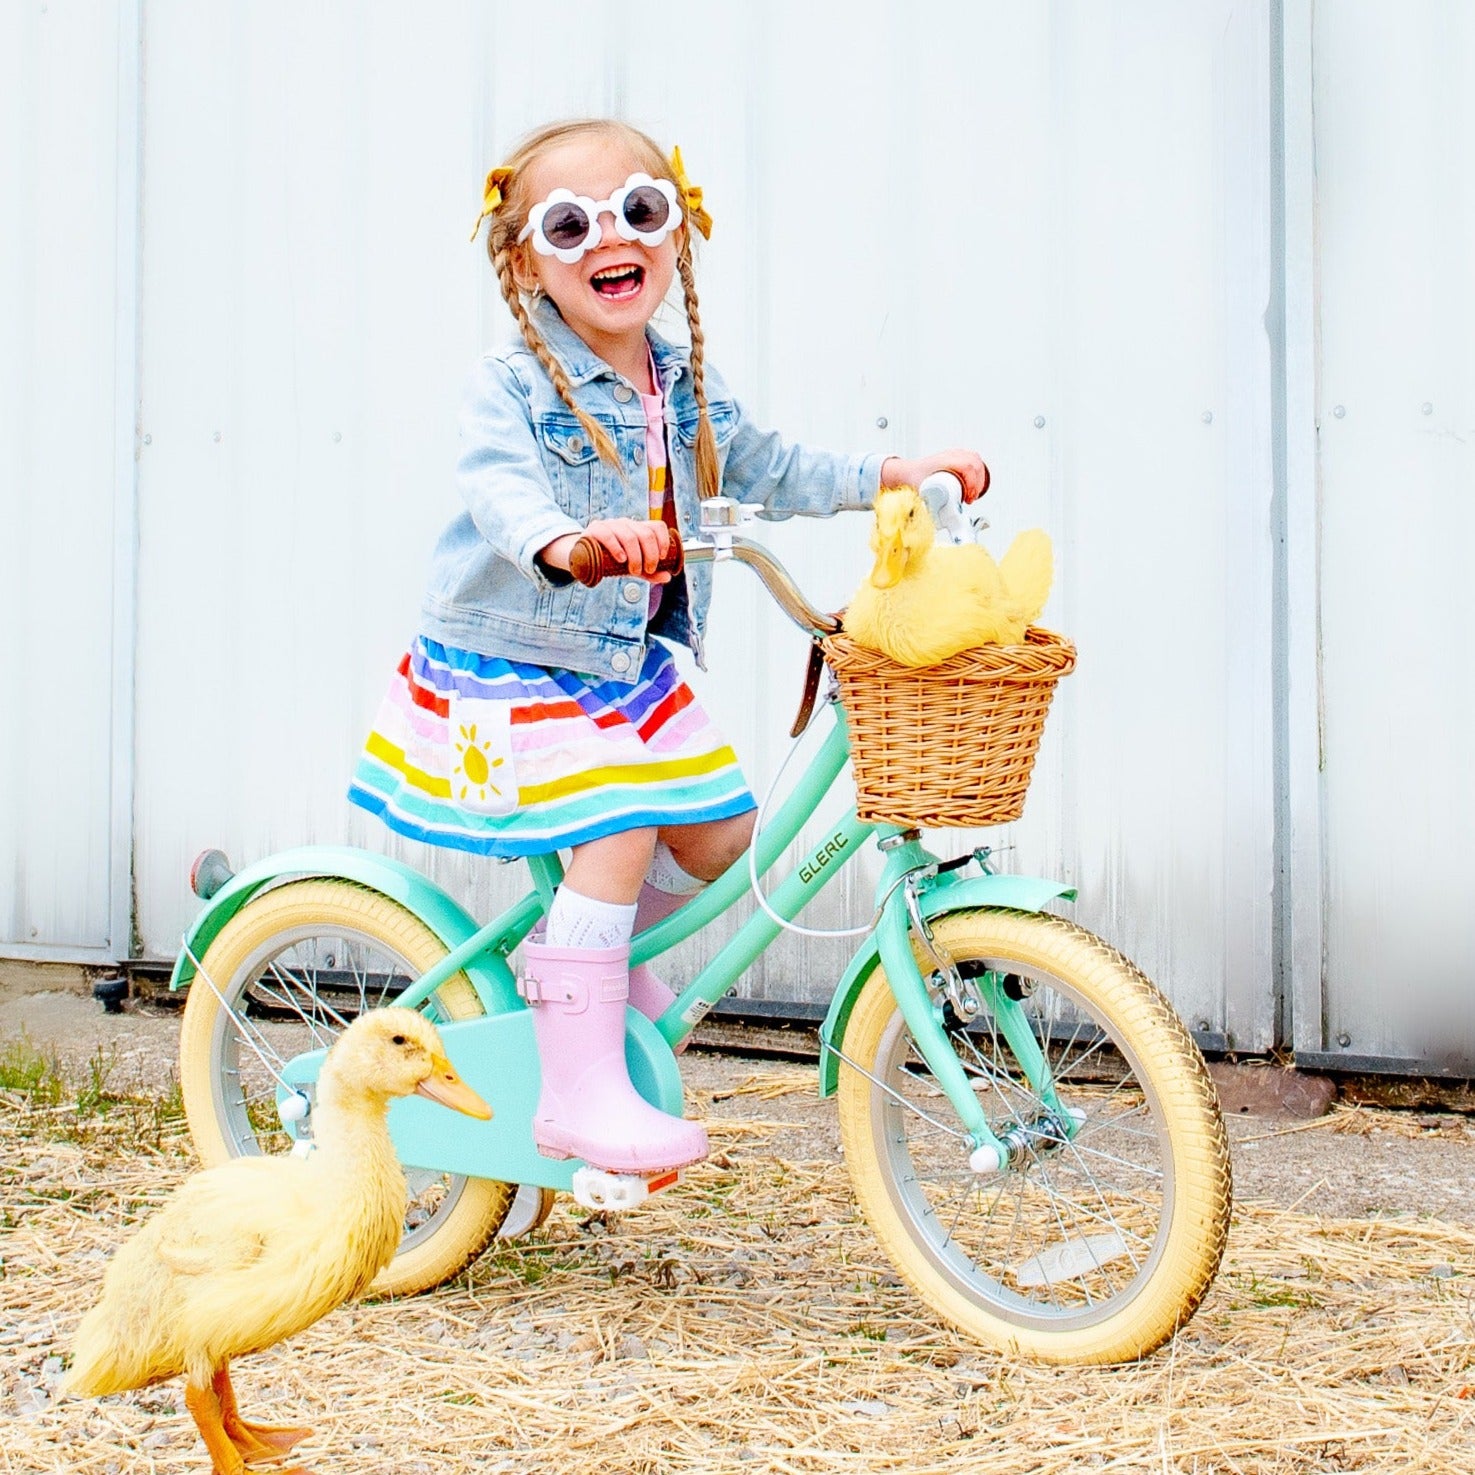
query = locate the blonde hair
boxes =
[485,119,721,499]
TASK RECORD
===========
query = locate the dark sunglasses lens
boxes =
[542,202,592,249]
[622,185,671,234]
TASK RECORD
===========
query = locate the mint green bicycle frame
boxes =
[171,521,1077,1193]
[353,691,1077,1186]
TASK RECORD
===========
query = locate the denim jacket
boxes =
[418,299,885,684]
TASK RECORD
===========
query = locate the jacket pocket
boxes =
[673,399,738,450]
[536,415,607,519]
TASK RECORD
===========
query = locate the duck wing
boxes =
[145,1156,315,1276]
[67,1159,316,1395]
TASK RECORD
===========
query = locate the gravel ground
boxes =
[4,961,1475,1223]
[4,962,1475,1474]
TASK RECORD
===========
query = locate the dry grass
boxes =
[3,1062,1474,1474]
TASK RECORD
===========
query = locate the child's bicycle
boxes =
[171,488,1231,1367]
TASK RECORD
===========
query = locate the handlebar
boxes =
[568,532,684,586]
[566,496,841,636]
[571,474,986,636]
[683,537,841,636]
[566,528,838,635]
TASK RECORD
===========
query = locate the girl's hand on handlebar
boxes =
[881,450,991,502]
[541,518,674,583]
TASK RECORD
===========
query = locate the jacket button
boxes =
[631,444,645,465]
[566,435,584,455]
[613,385,634,403]
[622,582,643,603]
[610,652,631,673]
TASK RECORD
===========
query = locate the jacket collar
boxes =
[529,296,689,394]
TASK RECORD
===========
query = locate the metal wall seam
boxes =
[1279,0,1325,1057]
[109,0,144,963]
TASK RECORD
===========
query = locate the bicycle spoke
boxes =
[1063,1138,1165,1181]
[1028,1174,1156,1256]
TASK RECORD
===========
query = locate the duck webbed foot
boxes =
[210,1366,315,1465]
[185,1380,250,1475]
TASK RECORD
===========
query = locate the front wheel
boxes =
[837,908,1231,1364]
[178,879,516,1296]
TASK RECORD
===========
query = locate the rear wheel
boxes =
[837,908,1231,1363]
[178,878,516,1295]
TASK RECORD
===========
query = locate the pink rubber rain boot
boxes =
[520,940,708,1173]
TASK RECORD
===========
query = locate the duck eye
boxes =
[391,1033,407,1046]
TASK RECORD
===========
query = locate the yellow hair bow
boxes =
[669,146,712,240]
[469,165,515,243]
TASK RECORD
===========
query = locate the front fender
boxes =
[817,872,1076,1097]
[168,845,521,1015]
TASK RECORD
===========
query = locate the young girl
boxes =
[349,119,988,1177]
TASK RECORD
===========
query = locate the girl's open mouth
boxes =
[590,264,645,300]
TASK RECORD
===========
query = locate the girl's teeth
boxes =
[593,267,642,298]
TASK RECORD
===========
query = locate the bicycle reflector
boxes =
[190,848,235,900]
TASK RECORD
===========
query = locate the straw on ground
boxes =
[2,1055,1473,1474]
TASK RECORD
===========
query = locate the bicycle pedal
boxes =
[570,1166,681,1212]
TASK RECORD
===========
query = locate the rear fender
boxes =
[168,845,521,1015]
[817,873,1076,1097]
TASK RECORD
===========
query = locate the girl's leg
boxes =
[560,828,659,909]
[627,812,759,1029]
[638,810,757,927]
[660,811,757,884]
[521,827,707,1173]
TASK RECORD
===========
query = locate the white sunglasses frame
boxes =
[517,173,681,265]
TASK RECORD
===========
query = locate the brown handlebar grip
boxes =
[568,530,684,587]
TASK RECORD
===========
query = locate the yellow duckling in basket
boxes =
[843,484,1054,666]
[66,1008,491,1475]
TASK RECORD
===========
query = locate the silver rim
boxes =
[496,1183,554,1239]
[863,955,1174,1330]
[204,919,475,1257]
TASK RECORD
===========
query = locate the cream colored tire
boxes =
[179,879,515,1296]
[837,908,1231,1364]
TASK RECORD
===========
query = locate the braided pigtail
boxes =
[676,234,721,500]
[490,243,620,468]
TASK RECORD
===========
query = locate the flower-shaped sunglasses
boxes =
[518,173,681,264]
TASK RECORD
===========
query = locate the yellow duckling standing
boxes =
[843,484,1054,666]
[66,1008,491,1475]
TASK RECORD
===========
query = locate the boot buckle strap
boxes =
[519,973,629,1011]
[519,974,581,1007]
[518,974,544,1004]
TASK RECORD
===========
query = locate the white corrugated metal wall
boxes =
[1288,1,1475,1073]
[1,2,1464,1070]
[0,0,132,961]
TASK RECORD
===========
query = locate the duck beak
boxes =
[415,1054,493,1120]
[869,539,905,589]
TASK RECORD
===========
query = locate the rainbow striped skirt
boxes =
[348,637,756,856]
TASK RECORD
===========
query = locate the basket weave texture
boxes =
[821,627,1077,828]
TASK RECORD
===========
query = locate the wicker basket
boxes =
[821,627,1077,828]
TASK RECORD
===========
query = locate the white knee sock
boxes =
[647,840,707,897]
[545,886,638,950]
